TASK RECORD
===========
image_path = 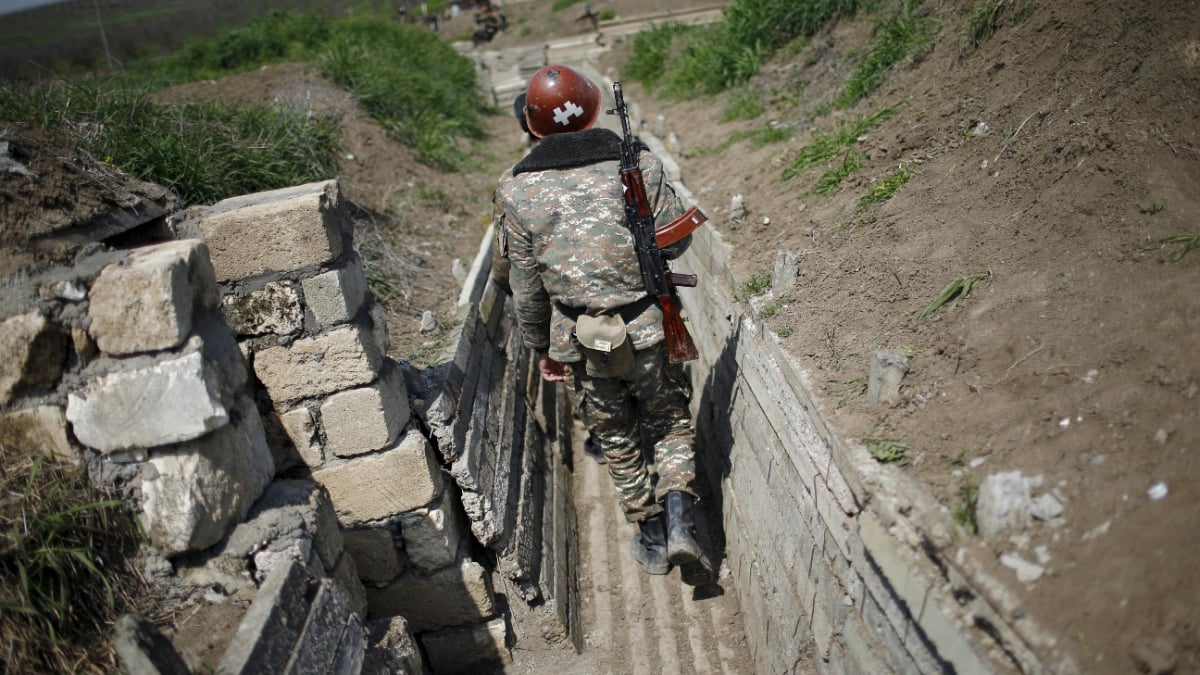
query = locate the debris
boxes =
[976,470,1035,537]
[1000,552,1045,583]
[1147,481,1168,501]
[868,348,909,407]
[729,194,746,221]
[419,311,438,335]
[1082,520,1111,541]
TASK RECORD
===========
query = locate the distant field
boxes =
[0,0,394,80]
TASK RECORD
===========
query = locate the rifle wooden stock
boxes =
[655,206,707,248]
[657,293,699,363]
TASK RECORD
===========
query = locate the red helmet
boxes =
[523,65,601,138]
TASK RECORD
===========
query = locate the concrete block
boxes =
[223,480,344,573]
[284,579,350,675]
[88,239,218,355]
[365,560,496,632]
[332,553,368,619]
[302,260,368,329]
[0,405,77,465]
[140,396,274,555]
[254,324,382,403]
[113,613,191,675]
[0,310,66,405]
[320,363,410,458]
[199,180,345,282]
[67,349,229,453]
[400,489,465,572]
[331,613,367,675]
[221,281,303,337]
[276,406,323,467]
[420,618,510,675]
[218,559,313,675]
[313,429,443,526]
[343,527,402,583]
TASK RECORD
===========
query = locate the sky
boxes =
[0,0,63,15]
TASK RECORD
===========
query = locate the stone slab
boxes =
[313,429,443,526]
[364,560,496,632]
[254,324,382,403]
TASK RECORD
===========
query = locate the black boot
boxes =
[666,492,715,587]
[631,513,669,575]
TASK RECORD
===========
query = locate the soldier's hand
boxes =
[538,352,571,382]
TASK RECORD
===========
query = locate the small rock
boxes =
[1154,428,1169,444]
[1090,454,1105,465]
[1034,545,1052,564]
[968,456,988,469]
[1147,481,1168,501]
[451,258,468,284]
[667,132,680,155]
[730,194,746,221]
[1082,368,1099,383]
[1031,492,1065,521]
[976,470,1036,537]
[1000,553,1044,583]
[419,311,439,335]
[654,114,666,137]
[868,348,909,407]
[1082,520,1111,541]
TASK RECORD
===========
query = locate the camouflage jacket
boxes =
[495,127,687,362]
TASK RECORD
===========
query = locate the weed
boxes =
[551,0,588,10]
[830,375,868,407]
[950,486,979,536]
[761,298,785,317]
[1138,200,1165,215]
[858,164,913,208]
[811,150,864,195]
[965,0,1032,50]
[722,90,765,122]
[1161,233,1200,262]
[864,436,909,465]
[1,452,141,672]
[912,271,991,327]
[781,104,902,181]
[777,325,796,338]
[737,272,772,299]
[837,0,939,109]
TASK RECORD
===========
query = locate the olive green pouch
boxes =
[574,313,635,378]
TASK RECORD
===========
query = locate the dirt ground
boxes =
[593,1,1199,672]
[3,0,1199,673]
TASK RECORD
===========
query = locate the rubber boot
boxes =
[666,492,715,587]
[631,513,670,575]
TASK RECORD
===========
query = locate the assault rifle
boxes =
[608,81,706,363]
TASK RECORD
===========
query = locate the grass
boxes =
[624,0,862,98]
[0,452,141,673]
[0,79,342,205]
[781,104,902,181]
[965,0,1033,50]
[912,271,991,327]
[1138,200,1165,214]
[721,90,765,122]
[950,486,979,536]
[737,272,773,299]
[836,0,939,109]
[858,164,913,208]
[761,298,785,318]
[1161,233,1200,262]
[830,375,868,407]
[811,150,864,195]
[864,436,909,465]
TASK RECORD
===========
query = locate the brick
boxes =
[365,560,495,631]
[254,324,382,403]
[0,405,77,465]
[277,406,324,467]
[343,527,402,583]
[67,349,229,453]
[199,180,345,282]
[88,240,219,356]
[302,260,368,329]
[218,559,313,675]
[221,281,303,337]
[420,618,510,674]
[0,310,66,405]
[313,429,443,526]
[400,489,465,572]
[320,363,410,458]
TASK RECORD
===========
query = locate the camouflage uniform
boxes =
[496,127,696,522]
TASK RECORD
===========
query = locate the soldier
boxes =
[495,65,712,586]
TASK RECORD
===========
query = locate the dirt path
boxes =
[504,425,761,675]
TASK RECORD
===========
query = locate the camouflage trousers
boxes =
[575,341,696,523]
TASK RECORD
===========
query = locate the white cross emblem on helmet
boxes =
[553,100,585,127]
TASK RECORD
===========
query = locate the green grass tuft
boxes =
[858,164,913,208]
[1161,233,1200,262]
[864,436,909,465]
[836,0,939,109]
[722,89,765,122]
[912,271,991,327]
[781,104,901,181]
[811,150,863,195]
[737,272,773,299]
[951,486,980,536]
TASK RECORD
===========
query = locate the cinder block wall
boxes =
[665,172,1066,673]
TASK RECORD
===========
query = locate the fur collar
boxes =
[512,128,647,175]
